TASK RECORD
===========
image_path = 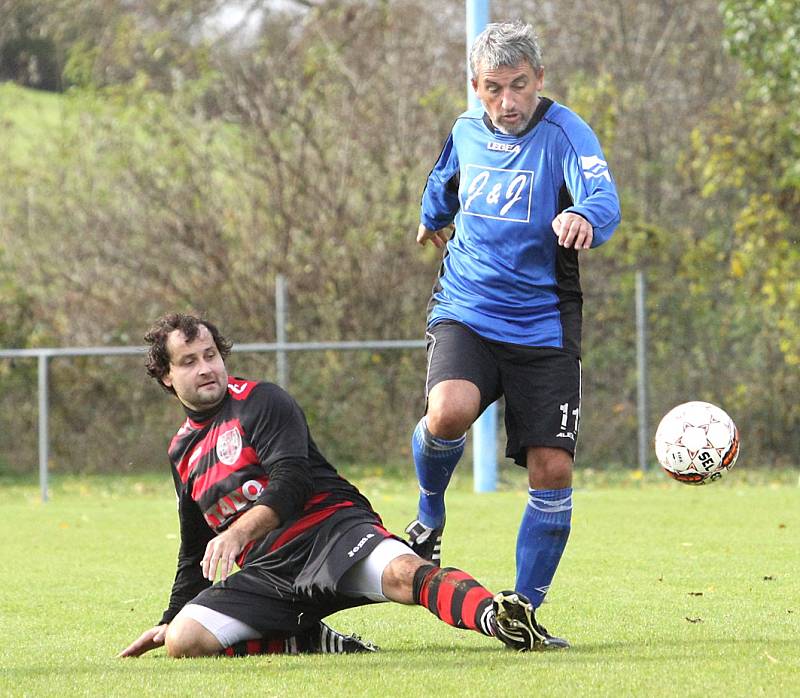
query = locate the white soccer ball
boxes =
[654,401,740,485]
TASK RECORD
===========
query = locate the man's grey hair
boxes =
[469,21,543,77]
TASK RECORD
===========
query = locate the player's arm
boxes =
[200,503,281,582]
[161,477,216,612]
[419,131,461,247]
[249,384,315,515]
[203,390,315,583]
[199,383,316,585]
[119,479,213,658]
[556,127,621,249]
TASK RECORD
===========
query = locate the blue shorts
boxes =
[425,320,582,466]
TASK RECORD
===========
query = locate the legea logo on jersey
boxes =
[580,155,610,182]
[460,164,533,223]
[216,427,243,465]
[487,141,521,154]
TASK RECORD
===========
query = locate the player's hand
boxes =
[552,212,593,249]
[201,528,248,582]
[417,223,454,249]
[118,624,168,658]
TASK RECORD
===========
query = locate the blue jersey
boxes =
[420,98,620,351]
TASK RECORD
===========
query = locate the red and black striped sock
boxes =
[222,623,363,656]
[223,638,288,656]
[412,564,496,636]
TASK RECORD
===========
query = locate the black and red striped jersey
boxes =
[159,377,380,624]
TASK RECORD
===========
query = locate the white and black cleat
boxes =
[405,518,444,565]
[493,591,569,651]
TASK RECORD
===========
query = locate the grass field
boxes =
[1,470,798,697]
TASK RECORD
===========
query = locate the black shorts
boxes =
[189,508,393,636]
[426,320,582,466]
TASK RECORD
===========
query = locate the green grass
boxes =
[2,472,798,697]
[0,82,68,165]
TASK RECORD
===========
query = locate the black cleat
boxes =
[304,621,378,654]
[493,591,570,651]
[405,518,444,565]
[535,623,570,650]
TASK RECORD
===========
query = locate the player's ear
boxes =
[535,66,545,89]
[471,76,478,92]
[161,372,173,389]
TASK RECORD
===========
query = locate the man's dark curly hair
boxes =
[144,313,233,393]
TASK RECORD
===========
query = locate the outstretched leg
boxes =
[410,563,495,636]
[385,555,561,651]
[343,539,559,652]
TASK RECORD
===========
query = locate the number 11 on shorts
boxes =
[558,402,579,441]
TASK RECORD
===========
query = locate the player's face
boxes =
[162,325,228,411]
[472,60,544,136]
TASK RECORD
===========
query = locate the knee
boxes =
[164,622,195,658]
[425,404,472,439]
[164,618,220,658]
[425,380,480,438]
[381,554,425,605]
[526,448,573,489]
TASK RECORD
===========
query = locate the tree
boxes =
[0,0,467,470]
[673,0,800,463]
[0,1,61,89]
[1,0,796,470]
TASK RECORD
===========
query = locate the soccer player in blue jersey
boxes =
[405,21,621,648]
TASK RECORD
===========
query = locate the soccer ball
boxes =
[654,401,740,485]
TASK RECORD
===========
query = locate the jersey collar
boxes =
[482,96,553,138]
[183,390,229,424]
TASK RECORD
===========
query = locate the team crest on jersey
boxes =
[580,155,611,182]
[461,164,533,223]
[216,427,242,465]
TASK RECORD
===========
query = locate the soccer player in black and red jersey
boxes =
[119,313,548,658]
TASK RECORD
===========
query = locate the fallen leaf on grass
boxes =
[685,617,703,623]
[688,592,703,596]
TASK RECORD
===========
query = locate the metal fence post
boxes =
[636,270,649,470]
[275,274,288,388]
[38,353,49,502]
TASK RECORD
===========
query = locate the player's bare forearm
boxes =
[201,504,280,581]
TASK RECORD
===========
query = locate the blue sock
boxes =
[515,487,573,608]
[412,417,465,529]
